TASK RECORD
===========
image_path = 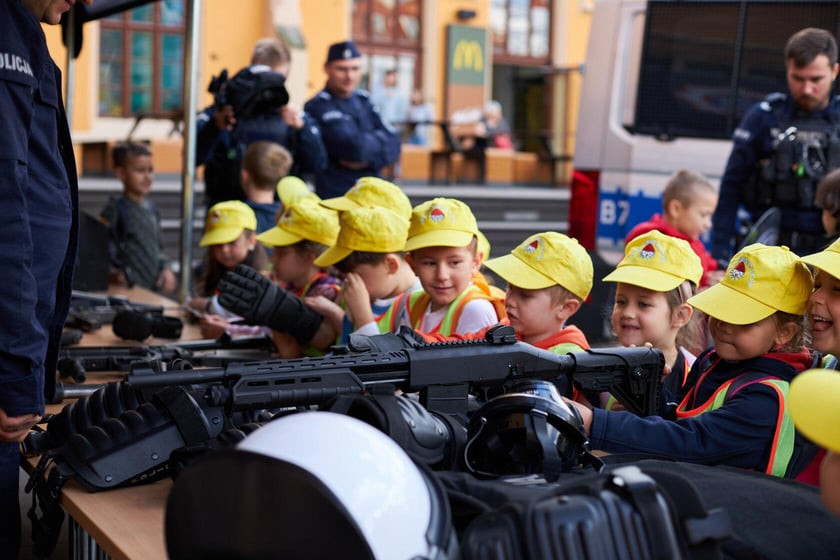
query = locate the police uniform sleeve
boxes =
[364,98,402,169]
[308,94,401,170]
[0,18,48,416]
[294,114,328,174]
[710,103,768,260]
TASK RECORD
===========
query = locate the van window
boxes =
[633,1,840,140]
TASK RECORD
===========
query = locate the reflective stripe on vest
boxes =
[407,287,477,336]
[374,290,413,334]
[676,373,794,477]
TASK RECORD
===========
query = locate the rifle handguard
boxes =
[217,265,323,345]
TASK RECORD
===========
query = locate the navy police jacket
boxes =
[304,87,402,198]
[711,94,840,259]
[0,1,79,413]
[196,103,327,206]
[589,348,812,474]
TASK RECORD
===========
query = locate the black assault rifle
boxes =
[23,325,665,558]
[125,325,664,418]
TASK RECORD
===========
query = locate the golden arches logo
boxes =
[453,40,483,71]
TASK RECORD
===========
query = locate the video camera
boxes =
[207,65,289,120]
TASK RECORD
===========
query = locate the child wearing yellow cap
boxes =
[603,231,704,396]
[400,197,505,336]
[255,200,343,356]
[311,206,420,344]
[189,201,268,330]
[566,243,815,478]
[787,239,840,486]
[479,231,592,351]
[800,238,840,369]
[319,176,413,221]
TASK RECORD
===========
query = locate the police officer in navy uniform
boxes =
[711,27,840,260]
[197,38,327,208]
[304,40,402,199]
[0,1,90,555]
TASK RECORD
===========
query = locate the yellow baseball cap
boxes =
[789,368,840,453]
[257,199,339,248]
[319,176,413,221]
[687,244,813,325]
[484,232,593,300]
[404,197,480,252]
[200,201,257,247]
[799,237,840,280]
[276,176,318,207]
[314,206,410,267]
[603,231,703,291]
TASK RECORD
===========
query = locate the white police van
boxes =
[569,0,840,262]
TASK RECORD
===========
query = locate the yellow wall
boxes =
[200,0,274,108]
[301,1,349,99]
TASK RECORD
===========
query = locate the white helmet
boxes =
[166,411,457,560]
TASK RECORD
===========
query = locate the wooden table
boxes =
[36,286,201,560]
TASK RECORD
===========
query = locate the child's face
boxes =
[406,245,480,310]
[348,262,394,301]
[505,284,570,344]
[117,155,154,197]
[612,283,678,351]
[669,192,717,240]
[809,269,840,355]
[270,245,313,287]
[708,315,783,361]
[208,232,255,271]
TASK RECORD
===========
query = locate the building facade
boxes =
[42,0,592,182]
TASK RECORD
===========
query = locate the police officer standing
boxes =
[711,27,840,260]
[304,41,402,198]
[0,0,92,555]
[196,38,327,208]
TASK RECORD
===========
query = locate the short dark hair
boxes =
[112,141,151,168]
[785,27,838,67]
[816,168,840,226]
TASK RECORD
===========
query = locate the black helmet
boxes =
[464,380,603,481]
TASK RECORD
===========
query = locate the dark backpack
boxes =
[437,461,732,560]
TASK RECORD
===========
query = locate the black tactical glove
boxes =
[216,265,323,345]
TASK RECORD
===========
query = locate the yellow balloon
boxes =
[789,368,840,453]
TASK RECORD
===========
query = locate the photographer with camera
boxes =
[196,38,326,208]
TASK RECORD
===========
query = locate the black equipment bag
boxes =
[437,461,732,560]
[439,458,840,560]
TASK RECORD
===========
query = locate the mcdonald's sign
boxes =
[453,40,483,72]
[447,25,486,86]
